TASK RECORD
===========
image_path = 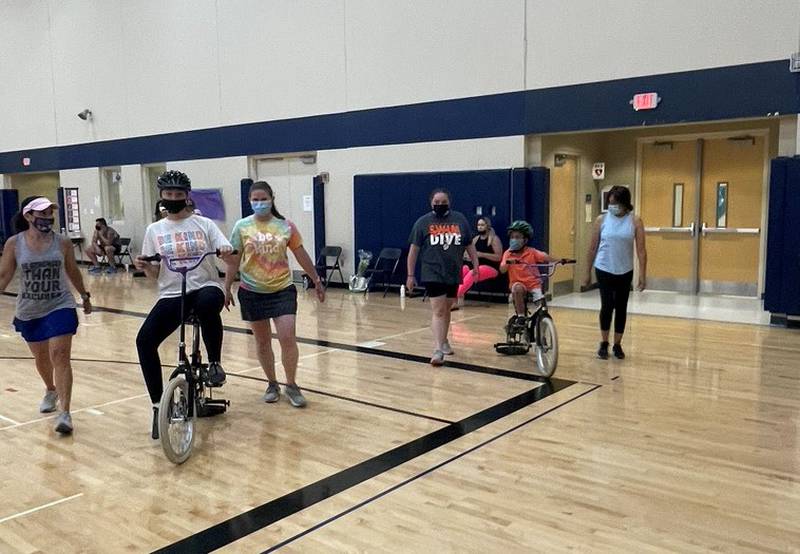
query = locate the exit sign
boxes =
[631,92,661,111]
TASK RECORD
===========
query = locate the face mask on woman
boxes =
[251,200,273,216]
[607,204,623,216]
[509,238,524,251]
[34,217,55,233]
[432,204,449,217]
[161,199,187,214]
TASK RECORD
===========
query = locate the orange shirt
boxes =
[501,247,549,290]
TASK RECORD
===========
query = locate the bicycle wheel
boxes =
[534,314,559,378]
[158,375,195,464]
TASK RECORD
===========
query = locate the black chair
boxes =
[315,246,345,286]
[115,238,135,268]
[364,247,402,297]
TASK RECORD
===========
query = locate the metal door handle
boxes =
[701,223,760,236]
[644,226,694,234]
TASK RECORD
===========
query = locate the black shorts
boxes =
[424,282,458,299]
[238,285,297,321]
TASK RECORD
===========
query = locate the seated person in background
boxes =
[499,220,560,324]
[87,218,122,274]
[453,216,503,310]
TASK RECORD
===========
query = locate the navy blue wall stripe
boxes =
[1,60,797,174]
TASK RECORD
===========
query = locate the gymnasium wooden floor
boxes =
[1,268,799,553]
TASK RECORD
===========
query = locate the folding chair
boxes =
[363,247,402,297]
[111,238,135,269]
[315,246,345,286]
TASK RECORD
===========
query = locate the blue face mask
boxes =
[608,204,622,216]
[251,200,272,215]
[509,238,524,251]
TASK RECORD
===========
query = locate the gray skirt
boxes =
[238,285,297,321]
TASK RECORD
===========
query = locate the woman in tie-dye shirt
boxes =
[225,181,324,408]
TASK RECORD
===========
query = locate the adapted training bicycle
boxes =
[494,259,576,378]
[141,249,236,464]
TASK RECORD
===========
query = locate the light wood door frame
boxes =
[635,128,770,295]
[550,153,579,295]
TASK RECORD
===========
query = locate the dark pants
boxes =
[136,286,225,403]
[595,268,633,336]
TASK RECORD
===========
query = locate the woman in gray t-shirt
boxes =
[0,196,92,435]
[407,189,479,366]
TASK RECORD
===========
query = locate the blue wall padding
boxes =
[765,156,800,316]
[353,167,549,286]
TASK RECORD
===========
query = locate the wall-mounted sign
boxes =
[592,162,605,180]
[630,92,661,111]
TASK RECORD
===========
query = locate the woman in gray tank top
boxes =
[0,196,92,435]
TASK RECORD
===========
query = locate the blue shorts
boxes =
[13,308,79,343]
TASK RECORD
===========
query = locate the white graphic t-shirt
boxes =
[141,215,231,298]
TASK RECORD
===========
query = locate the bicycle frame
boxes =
[141,250,228,416]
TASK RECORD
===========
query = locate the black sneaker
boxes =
[597,341,609,360]
[613,344,626,359]
[151,407,159,440]
[208,362,226,386]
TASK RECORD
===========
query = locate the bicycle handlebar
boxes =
[140,249,238,273]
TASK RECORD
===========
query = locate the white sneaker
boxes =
[441,340,454,356]
[40,390,58,413]
[54,412,73,435]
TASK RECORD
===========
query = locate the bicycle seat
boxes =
[184,310,200,325]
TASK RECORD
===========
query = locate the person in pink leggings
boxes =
[454,216,503,308]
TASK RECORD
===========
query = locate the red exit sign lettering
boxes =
[631,92,660,111]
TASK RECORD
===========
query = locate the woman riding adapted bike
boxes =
[134,170,233,440]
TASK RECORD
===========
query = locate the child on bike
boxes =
[499,220,559,324]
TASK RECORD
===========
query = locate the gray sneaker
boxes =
[285,384,307,408]
[430,350,445,366]
[40,390,58,413]
[263,381,280,403]
[54,411,73,435]
[441,340,454,356]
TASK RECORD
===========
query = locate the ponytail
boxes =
[11,196,39,234]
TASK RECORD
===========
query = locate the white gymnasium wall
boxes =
[3,0,798,151]
[526,0,800,88]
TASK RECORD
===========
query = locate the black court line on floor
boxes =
[230,373,454,425]
[264,384,602,553]
[0,356,453,425]
[154,379,582,554]
[91,305,559,384]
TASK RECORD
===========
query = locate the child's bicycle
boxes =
[494,259,576,378]
[141,249,236,464]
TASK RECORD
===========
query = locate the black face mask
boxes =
[95,224,103,231]
[432,204,450,218]
[161,199,187,214]
[33,217,55,233]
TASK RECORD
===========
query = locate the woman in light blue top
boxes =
[583,186,647,360]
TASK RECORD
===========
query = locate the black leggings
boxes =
[136,286,225,403]
[595,268,633,336]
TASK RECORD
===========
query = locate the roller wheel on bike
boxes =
[534,314,559,378]
[158,375,195,464]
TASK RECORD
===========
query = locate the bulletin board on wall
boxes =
[63,188,81,236]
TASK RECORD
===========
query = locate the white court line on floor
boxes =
[231,348,341,376]
[0,413,20,425]
[365,314,483,345]
[0,393,148,432]
[0,493,83,525]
